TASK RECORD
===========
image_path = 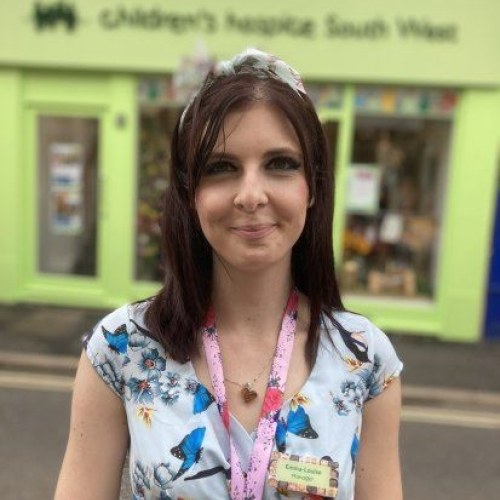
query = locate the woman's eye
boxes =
[266,156,301,171]
[203,161,235,175]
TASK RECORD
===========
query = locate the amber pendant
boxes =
[241,384,258,403]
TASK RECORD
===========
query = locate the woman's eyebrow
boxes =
[263,147,302,159]
[206,151,238,161]
[208,147,302,161]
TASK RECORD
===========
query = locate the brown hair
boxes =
[144,70,355,364]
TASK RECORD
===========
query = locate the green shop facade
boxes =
[1,0,500,342]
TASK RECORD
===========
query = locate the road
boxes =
[1,368,499,499]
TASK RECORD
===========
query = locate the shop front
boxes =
[1,0,500,342]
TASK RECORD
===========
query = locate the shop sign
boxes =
[2,1,500,86]
[31,2,459,42]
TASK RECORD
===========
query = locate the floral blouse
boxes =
[84,302,403,500]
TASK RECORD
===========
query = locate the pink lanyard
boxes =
[201,290,298,500]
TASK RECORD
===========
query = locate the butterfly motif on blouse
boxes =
[275,405,318,452]
[102,324,128,354]
[351,428,360,474]
[170,427,206,480]
[193,384,215,415]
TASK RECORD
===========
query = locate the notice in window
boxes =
[49,143,84,234]
[346,164,381,215]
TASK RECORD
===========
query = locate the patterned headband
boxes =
[213,48,306,94]
[179,48,306,129]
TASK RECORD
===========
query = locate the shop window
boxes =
[341,87,457,299]
[136,66,214,281]
[135,105,181,281]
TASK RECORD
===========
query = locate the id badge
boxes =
[268,451,339,498]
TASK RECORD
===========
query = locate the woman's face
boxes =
[194,102,309,273]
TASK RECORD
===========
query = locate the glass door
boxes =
[19,72,137,307]
[37,115,99,276]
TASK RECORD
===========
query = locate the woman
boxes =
[55,49,403,500]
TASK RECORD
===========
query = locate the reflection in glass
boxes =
[38,116,98,276]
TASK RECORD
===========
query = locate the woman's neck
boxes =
[211,262,293,342]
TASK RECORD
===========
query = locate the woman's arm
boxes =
[54,352,129,500]
[354,378,403,500]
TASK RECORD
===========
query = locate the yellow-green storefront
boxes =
[1,0,500,342]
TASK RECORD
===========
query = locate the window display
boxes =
[341,87,456,299]
[306,83,343,111]
[135,106,180,281]
[136,64,209,281]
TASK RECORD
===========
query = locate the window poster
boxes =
[49,143,84,234]
[345,163,381,215]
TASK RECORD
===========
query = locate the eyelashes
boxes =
[203,155,302,176]
[203,160,235,176]
[266,156,301,171]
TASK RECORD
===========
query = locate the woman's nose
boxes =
[233,170,269,212]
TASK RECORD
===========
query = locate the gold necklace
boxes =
[224,356,273,403]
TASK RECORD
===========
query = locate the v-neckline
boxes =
[186,330,325,438]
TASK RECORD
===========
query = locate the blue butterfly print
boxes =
[170,427,206,480]
[275,405,318,452]
[193,384,215,415]
[102,324,129,354]
[351,430,360,473]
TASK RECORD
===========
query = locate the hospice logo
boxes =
[33,1,79,31]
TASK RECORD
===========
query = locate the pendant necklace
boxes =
[223,354,273,403]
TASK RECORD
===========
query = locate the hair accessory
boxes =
[179,48,306,129]
[213,48,306,94]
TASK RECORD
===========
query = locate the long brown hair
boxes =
[144,70,351,364]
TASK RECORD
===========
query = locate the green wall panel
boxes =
[0,70,23,302]
[439,89,500,341]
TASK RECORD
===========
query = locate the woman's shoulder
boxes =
[320,309,404,400]
[82,300,170,398]
[82,300,152,348]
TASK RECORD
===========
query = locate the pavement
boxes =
[1,301,500,393]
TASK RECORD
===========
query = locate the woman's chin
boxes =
[217,252,290,274]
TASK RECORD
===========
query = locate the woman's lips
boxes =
[231,224,277,240]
